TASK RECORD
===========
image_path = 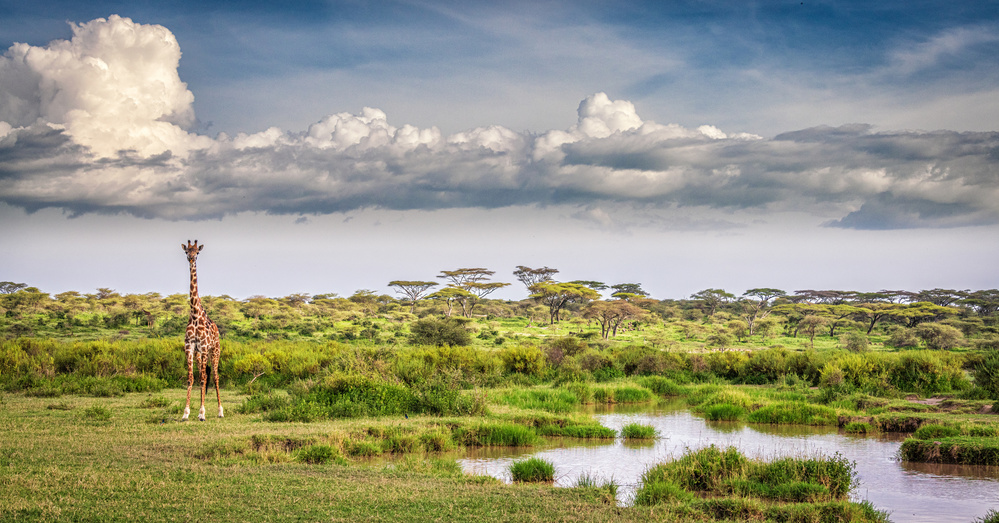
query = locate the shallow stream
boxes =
[457,403,999,523]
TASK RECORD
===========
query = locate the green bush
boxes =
[886,328,920,349]
[915,323,964,350]
[500,345,546,376]
[973,350,999,402]
[840,332,870,353]
[408,317,471,347]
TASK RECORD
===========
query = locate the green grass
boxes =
[634,446,887,522]
[900,436,999,465]
[702,403,748,421]
[0,389,673,522]
[746,402,839,426]
[620,423,657,439]
[509,457,556,482]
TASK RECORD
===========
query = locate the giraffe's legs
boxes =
[212,346,224,418]
[182,346,194,421]
[198,353,208,421]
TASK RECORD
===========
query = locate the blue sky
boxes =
[1,1,998,301]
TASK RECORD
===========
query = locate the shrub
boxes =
[500,345,546,376]
[973,350,999,402]
[886,328,920,349]
[510,457,555,482]
[546,336,587,358]
[840,332,870,353]
[409,317,471,347]
[914,323,964,350]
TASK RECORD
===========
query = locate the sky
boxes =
[1,0,998,302]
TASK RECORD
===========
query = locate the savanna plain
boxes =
[2,279,999,522]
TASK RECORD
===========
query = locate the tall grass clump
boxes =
[510,457,555,482]
[703,403,748,421]
[489,387,580,413]
[241,372,485,422]
[635,376,685,396]
[634,446,881,520]
[621,423,657,439]
[453,422,539,447]
[82,404,112,421]
[746,402,838,426]
[296,444,342,464]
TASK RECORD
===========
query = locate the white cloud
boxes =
[0,16,997,230]
[0,15,211,158]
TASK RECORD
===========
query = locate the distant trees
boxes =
[610,283,648,299]
[513,266,559,293]
[388,281,439,313]
[437,268,510,317]
[691,289,735,317]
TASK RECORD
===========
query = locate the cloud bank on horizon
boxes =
[1,16,997,230]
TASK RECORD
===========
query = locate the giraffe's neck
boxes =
[189,261,205,319]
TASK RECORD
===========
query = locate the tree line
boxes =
[2,267,998,348]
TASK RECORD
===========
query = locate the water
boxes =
[457,404,999,523]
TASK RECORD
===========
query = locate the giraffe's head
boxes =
[182,240,204,264]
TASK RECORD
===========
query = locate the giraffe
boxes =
[181,240,223,421]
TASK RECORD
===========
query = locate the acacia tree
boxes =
[799,315,830,349]
[437,268,509,317]
[388,280,439,313]
[513,266,559,294]
[691,288,735,317]
[740,288,786,336]
[610,283,648,299]
[529,282,600,324]
[583,300,645,339]
[426,287,474,317]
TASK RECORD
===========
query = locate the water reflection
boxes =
[457,405,999,523]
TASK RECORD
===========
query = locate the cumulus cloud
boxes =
[1,16,998,229]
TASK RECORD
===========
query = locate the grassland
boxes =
[2,289,998,520]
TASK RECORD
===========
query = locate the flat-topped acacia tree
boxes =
[388,281,439,313]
